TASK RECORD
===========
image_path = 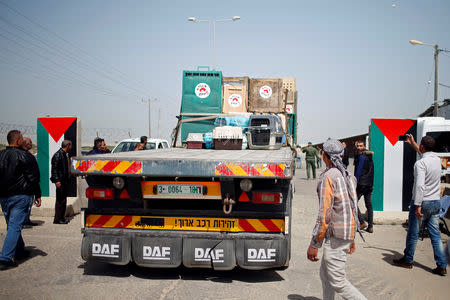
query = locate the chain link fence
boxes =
[0,122,134,146]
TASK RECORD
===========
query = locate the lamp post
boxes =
[188,16,240,70]
[142,98,157,137]
[409,40,450,116]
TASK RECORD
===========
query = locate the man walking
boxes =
[302,142,320,179]
[354,140,374,233]
[307,139,366,300]
[393,135,447,276]
[21,137,40,227]
[0,130,42,270]
[50,140,72,224]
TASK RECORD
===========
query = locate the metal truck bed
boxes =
[72,148,295,178]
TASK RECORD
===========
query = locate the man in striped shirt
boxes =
[307,139,366,300]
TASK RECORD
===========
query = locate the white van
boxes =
[112,138,170,153]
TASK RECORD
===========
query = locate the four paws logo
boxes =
[259,85,272,99]
[195,83,211,98]
[228,94,243,107]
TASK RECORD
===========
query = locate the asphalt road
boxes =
[0,167,449,300]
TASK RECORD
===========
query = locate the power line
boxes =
[0,31,142,100]
[0,0,155,96]
[0,0,179,103]
[0,54,136,101]
[0,15,150,98]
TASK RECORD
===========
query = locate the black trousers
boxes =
[54,184,67,222]
[357,185,373,227]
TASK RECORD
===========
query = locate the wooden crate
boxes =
[248,78,285,113]
[223,85,248,113]
[282,77,297,91]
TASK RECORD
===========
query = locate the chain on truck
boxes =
[71,69,298,270]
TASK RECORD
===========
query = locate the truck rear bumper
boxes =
[81,228,289,270]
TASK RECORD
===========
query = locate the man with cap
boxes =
[302,142,320,179]
[307,139,366,300]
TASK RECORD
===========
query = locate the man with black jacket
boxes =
[50,140,72,224]
[0,130,42,270]
[354,140,374,233]
[21,137,40,227]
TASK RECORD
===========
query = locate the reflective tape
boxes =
[73,160,142,174]
[215,163,287,177]
[85,215,285,233]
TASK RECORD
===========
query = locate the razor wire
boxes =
[0,122,134,145]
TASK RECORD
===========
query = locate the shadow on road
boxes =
[287,294,320,300]
[79,261,285,283]
[22,220,46,228]
[16,246,47,265]
[364,245,434,273]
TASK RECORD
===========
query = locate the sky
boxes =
[0,0,449,145]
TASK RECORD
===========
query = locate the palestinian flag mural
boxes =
[370,119,417,212]
[37,117,79,197]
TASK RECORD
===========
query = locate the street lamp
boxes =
[188,16,241,70]
[409,39,450,116]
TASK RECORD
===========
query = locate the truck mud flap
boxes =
[81,232,131,265]
[132,235,182,268]
[236,238,287,270]
[183,238,236,270]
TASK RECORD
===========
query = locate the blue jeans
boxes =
[0,195,32,262]
[404,200,447,269]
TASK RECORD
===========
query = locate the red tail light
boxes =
[86,188,114,200]
[252,192,281,204]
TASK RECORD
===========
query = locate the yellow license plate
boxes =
[141,181,221,200]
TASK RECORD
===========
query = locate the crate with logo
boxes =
[213,126,243,150]
[181,69,223,114]
[283,90,297,114]
[249,78,285,113]
[222,76,249,113]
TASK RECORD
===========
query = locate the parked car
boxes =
[111,138,170,153]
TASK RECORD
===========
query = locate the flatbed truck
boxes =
[71,147,295,270]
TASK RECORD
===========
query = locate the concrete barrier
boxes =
[0,196,81,218]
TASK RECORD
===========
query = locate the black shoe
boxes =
[393,257,413,269]
[15,250,31,261]
[0,260,18,271]
[53,219,69,224]
[26,221,38,226]
[366,226,373,233]
[432,267,447,276]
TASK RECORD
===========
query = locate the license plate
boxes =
[157,184,203,195]
[141,181,221,199]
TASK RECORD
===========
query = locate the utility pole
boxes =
[148,99,152,137]
[143,98,156,137]
[434,44,439,117]
[158,107,161,138]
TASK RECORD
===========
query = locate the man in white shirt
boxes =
[393,135,447,276]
